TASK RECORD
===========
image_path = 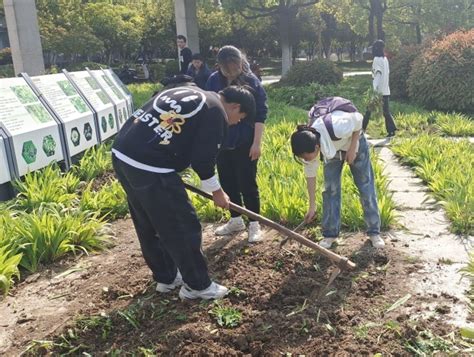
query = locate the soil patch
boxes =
[1,221,470,355]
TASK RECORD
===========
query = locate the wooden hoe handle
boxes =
[184,183,357,271]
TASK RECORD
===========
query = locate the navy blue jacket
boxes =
[205,71,267,149]
[186,64,212,90]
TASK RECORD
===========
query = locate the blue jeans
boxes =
[321,135,380,237]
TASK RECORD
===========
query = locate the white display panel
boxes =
[90,70,128,128]
[0,136,11,184]
[102,68,134,117]
[31,73,98,156]
[0,77,64,176]
[68,71,117,141]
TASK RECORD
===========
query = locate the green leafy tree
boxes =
[224,0,320,75]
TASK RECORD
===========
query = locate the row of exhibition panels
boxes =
[0,68,134,187]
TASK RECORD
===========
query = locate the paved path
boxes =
[368,138,473,327]
[261,71,371,85]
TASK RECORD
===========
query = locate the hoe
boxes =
[185,183,357,295]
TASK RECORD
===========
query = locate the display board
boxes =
[31,73,98,156]
[90,69,128,128]
[0,136,11,184]
[102,68,134,117]
[67,71,118,141]
[0,77,64,176]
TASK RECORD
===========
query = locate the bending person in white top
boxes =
[290,105,384,249]
[363,40,397,137]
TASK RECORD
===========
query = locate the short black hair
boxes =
[192,53,203,61]
[372,40,385,57]
[290,125,320,157]
[219,85,256,122]
[177,35,187,42]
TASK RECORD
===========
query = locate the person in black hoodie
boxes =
[112,83,256,300]
[186,53,212,89]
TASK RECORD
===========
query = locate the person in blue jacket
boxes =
[186,53,212,90]
[206,45,268,243]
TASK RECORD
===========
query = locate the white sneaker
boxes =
[319,238,337,249]
[370,234,385,248]
[156,271,183,293]
[248,221,262,243]
[215,216,246,236]
[179,282,229,300]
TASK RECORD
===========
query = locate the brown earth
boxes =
[1,218,471,356]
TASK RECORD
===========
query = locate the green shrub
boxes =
[407,29,474,112]
[0,246,22,296]
[66,61,108,71]
[0,64,14,78]
[13,165,80,212]
[280,60,343,87]
[148,63,166,82]
[79,180,128,220]
[267,76,371,111]
[73,145,112,182]
[165,60,180,76]
[128,82,162,108]
[389,45,422,99]
[0,47,12,65]
[14,206,111,273]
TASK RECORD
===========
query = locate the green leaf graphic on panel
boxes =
[97,90,111,105]
[112,86,124,100]
[11,85,38,104]
[102,75,113,87]
[118,108,123,124]
[57,80,76,96]
[70,96,88,113]
[42,135,56,157]
[101,116,107,133]
[26,104,52,123]
[71,128,81,147]
[22,141,37,164]
[84,123,93,141]
[108,113,115,129]
[85,76,100,90]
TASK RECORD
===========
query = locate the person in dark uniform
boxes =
[177,35,193,74]
[112,83,256,300]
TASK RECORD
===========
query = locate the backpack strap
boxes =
[322,114,340,141]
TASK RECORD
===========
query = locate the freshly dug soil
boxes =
[0,219,470,356]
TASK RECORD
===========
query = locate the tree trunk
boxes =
[368,10,375,44]
[279,6,292,75]
[372,0,385,41]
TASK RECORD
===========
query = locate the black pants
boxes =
[112,155,211,291]
[216,145,260,220]
[363,95,397,134]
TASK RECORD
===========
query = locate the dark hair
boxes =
[290,125,321,157]
[192,53,203,61]
[159,74,194,89]
[219,85,256,122]
[217,45,251,75]
[177,35,187,42]
[372,40,385,57]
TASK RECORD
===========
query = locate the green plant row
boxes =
[0,145,128,296]
[391,135,473,235]
[189,100,396,231]
[267,77,474,138]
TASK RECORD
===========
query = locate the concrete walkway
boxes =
[369,138,473,328]
[261,71,371,85]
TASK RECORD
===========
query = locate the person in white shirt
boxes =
[290,102,384,249]
[363,40,397,137]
